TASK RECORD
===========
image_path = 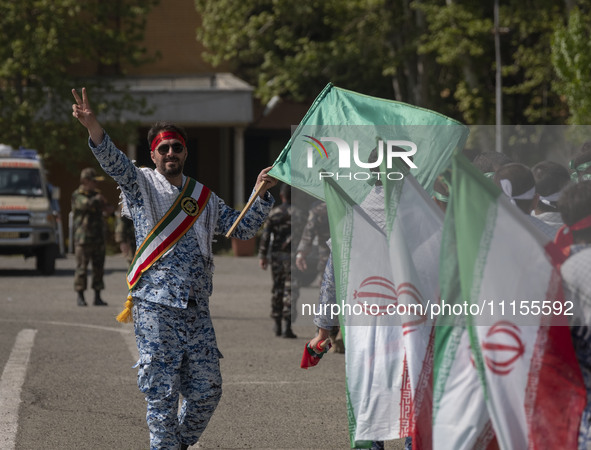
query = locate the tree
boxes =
[195,0,449,113]
[196,0,574,130]
[0,0,158,172]
[414,0,566,126]
[551,5,591,124]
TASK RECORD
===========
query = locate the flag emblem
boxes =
[353,276,397,315]
[481,321,525,376]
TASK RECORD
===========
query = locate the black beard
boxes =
[159,160,183,177]
[163,166,182,177]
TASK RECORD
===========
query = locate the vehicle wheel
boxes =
[36,244,57,275]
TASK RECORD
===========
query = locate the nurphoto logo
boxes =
[303,136,418,181]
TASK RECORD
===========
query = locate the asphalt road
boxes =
[0,253,404,449]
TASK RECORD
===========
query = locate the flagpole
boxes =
[225,180,269,238]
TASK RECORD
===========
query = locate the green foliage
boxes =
[196,0,575,128]
[415,0,566,126]
[501,1,565,125]
[195,0,425,104]
[551,6,591,125]
[0,0,158,173]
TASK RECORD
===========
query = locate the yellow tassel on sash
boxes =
[116,294,134,323]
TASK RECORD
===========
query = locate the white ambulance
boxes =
[0,144,63,274]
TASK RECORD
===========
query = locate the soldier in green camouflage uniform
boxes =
[258,184,305,338]
[295,200,330,279]
[72,167,110,306]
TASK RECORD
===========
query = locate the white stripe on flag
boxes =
[344,204,406,442]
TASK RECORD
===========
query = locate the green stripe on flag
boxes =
[447,154,505,401]
[452,155,502,315]
[322,178,355,344]
[269,83,469,203]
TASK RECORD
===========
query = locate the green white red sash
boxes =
[126,177,211,289]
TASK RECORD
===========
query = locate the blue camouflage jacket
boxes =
[90,133,273,308]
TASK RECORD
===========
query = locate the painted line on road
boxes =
[0,328,37,450]
[0,319,138,364]
[0,318,132,335]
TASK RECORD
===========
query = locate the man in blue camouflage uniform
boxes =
[72,88,276,450]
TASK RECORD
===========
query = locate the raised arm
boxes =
[72,87,140,205]
[72,87,104,146]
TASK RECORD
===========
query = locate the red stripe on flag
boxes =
[527,324,586,449]
[410,327,435,450]
[399,355,413,438]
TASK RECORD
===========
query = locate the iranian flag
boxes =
[268,82,469,203]
[433,214,493,449]
[324,167,443,448]
[433,153,586,449]
[265,83,468,448]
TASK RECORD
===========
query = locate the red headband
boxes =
[150,131,186,152]
[554,214,591,257]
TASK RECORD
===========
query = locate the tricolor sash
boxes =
[126,177,211,289]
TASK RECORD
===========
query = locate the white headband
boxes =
[499,179,536,204]
[539,191,561,206]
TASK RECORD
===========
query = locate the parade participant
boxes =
[307,181,411,450]
[295,200,330,279]
[258,183,305,338]
[570,143,591,183]
[71,167,111,306]
[471,150,513,178]
[71,87,276,450]
[493,162,557,239]
[531,160,570,232]
[295,200,344,349]
[308,179,387,352]
[557,180,591,449]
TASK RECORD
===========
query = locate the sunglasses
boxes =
[156,143,185,155]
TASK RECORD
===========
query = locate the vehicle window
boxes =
[0,168,44,196]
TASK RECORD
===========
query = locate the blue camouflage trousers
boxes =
[133,299,222,450]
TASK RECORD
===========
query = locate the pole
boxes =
[225,181,269,238]
[494,0,502,153]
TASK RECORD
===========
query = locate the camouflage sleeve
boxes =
[89,133,142,207]
[291,206,307,252]
[313,253,340,329]
[258,217,272,259]
[296,209,315,254]
[215,190,275,239]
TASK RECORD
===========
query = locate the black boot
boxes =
[179,444,189,450]
[273,317,282,337]
[94,290,108,306]
[282,320,297,339]
[76,291,87,307]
